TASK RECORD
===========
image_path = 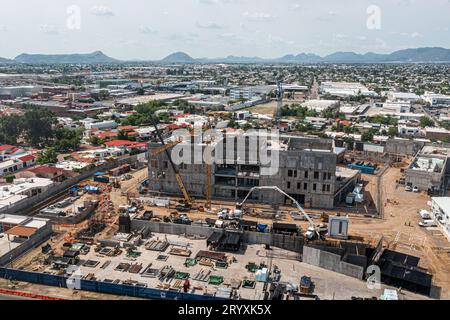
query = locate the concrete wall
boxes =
[302,245,365,279]
[0,222,52,266]
[130,220,304,253]
[385,139,425,157]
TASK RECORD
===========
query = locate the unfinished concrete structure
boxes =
[405,145,450,192]
[148,132,359,209]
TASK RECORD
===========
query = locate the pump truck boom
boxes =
[236,186,324,239]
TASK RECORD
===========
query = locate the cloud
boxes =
[196,22,224,29]
[39,24,59,35]
[393,31,423,38]
[268,34,294,46]
[139,26,158,35]
[316,10,338,22]
[0,25,8,32]
[90,5,115,17]
[335,34,347,39]
[243,12,277,21]
[199,0,242,4]
[166,33,199,42]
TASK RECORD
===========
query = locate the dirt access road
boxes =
[350,167,450,299]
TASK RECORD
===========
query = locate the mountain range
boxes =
[1,47,450,64]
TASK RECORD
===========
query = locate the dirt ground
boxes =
[349,167,450,299]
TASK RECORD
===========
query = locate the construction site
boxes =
[0,132,448,301]
[1,115,450,300]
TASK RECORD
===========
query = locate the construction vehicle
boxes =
[236,186,326,240]
[148,114,192,210]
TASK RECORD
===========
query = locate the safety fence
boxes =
[0,288,64,300]
[0,268,223,300]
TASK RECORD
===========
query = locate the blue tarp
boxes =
[69,187,78,192]
[94,172,106,176]
[84,186,99,192]
[257,224,269,233]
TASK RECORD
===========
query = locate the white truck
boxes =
[419,219,437,227]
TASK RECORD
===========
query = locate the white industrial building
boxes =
[320,82,377,97]
[430,197,450,242]
[301,99,340,113]
[422,92,450,107]
[0,85,42,98]
[387,92,420,103]
[229,87,257,100]
[84,120,118,130]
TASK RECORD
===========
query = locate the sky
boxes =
[0,0,449,60]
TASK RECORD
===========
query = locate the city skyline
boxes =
[1,0,450,60]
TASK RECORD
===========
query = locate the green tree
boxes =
[388,127,398,137]
[419,116,434,128]
[53,128,83,152]
[362,131,375,142]
[0,114,23,145]
[37,147,58,164]
[22,108,57,147]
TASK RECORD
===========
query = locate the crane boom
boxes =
[237,186,318,235]
[149,114,192,204]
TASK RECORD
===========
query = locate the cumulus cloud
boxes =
[90,5,115,17]
[243,12,277,21]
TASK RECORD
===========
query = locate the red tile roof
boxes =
[104,140,146,148]
[18,154,36,162]
[0,145,15,152]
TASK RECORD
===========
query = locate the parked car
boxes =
[413,186,420,193]
[405,186,412,192]
[419,219,437,227]
[419,210,431,219]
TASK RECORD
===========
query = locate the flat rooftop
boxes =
[118,94,186,106]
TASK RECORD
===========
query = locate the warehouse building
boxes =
[405,145,450,193]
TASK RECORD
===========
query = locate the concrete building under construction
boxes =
[147,133,359,209]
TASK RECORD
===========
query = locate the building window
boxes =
[293,170,297,178]
[314,171,319,179]
[326,184,331,192]
[305,171,308,178]
[288,170,293,177]
[313,184,317,191]
[328,172,332,180]
[322,184,326,192]
[287,182,291,189]
[297,182,301,189]
[304,183,308,190]
[323,172,327,180]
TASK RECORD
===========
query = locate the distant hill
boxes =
[0,57,13,64]
[157,47,450,64]
[14,51,119,64]
[4,47,450,65]
[160,52,196,63]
